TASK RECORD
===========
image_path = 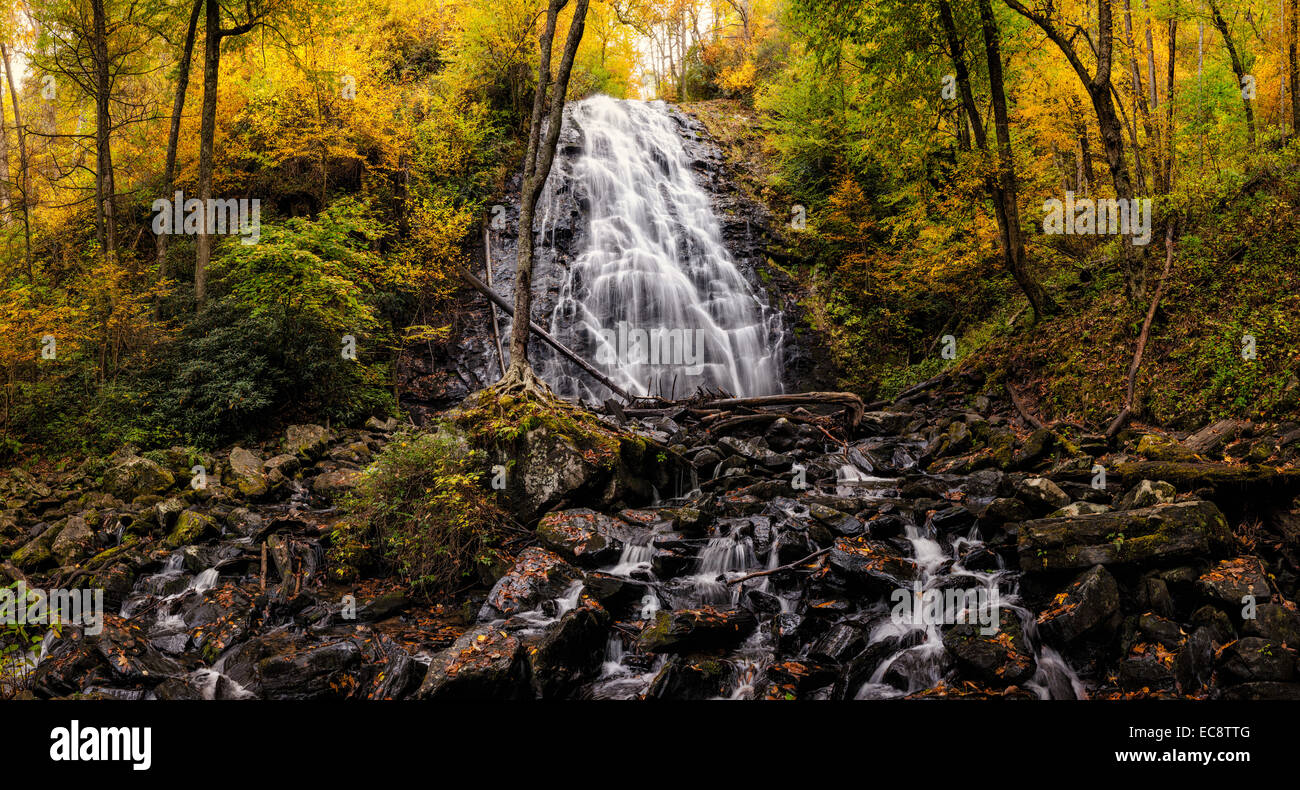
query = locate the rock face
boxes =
[1017,501,1233,571]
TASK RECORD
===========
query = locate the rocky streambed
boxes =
[4,377,1300,700]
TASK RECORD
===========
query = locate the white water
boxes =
[539,96,784,401]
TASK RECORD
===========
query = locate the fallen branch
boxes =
[457,266,633,402]
[701,392,865,425]
[724,547,831,586]
[1106,221,1177,439]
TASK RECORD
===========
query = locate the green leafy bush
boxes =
[329,427,510,596]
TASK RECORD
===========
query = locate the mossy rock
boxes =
[166,510,219,548]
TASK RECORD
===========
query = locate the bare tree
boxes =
[496,0,592,397]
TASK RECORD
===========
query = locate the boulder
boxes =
[165,510,219,548]
[535,508,626,566]
[102,455,175,501]
[227,447,269,498]
[1196,557,1271,609]
[51,516,95,565]
[418,624,526,699]
[1013,477,1070,514]
[478,547,582,619]
[1018,500,1233,572]
[1037,564,1120,643]
[637,607,757,653]
[1115,479,1176,510]
[828,537,918,591]
[285,424,333,460]
[943,609,1036,686]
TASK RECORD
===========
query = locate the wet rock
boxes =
[536,508,625,566]
[637,607,757,653]
[1242,604,1300,644]
[943,609,1035,686]
[418,624,526,699]
[1013,477,1070,514]
[526,601,610,697]
[828,537,918,591]
[32,615,183,696]
[1037,564,1120,643]
[647,654,732,699]
[1018,500,1233,572]
[102,455,175,501]
[1196,557,1271,609]
[808,503,865,537]
[1216,638,1295,683]
[355,590,410,622]
[479,547,583,619]
[1118,642,1178,690]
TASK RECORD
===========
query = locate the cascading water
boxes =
[535,96,784,401]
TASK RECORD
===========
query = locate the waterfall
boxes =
[536,96,784,401]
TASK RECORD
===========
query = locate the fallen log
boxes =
[699,392,865,425]
[457,266,633,402]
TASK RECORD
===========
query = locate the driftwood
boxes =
[457,266,633,402]
[1106,222,1177,439]
[699,392,865,425]
[725,547,831,586]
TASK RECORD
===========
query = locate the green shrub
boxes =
[329,427,510,596]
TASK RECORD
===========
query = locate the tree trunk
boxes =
[1291,0,1299,133]
[158,0,203,283]
[1165,18,1177,190]
[92,0,117,266]
[978,0,1057,318]
[1,44,31,275]
[940,0,1055,320]
[500,0,592,394]
[195,0,222,305]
